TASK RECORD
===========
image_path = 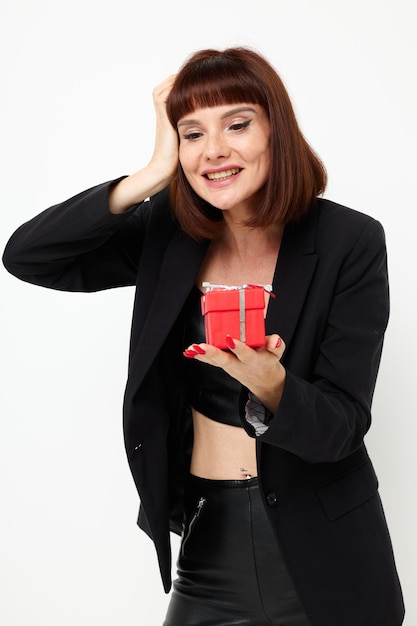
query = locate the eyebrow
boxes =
[177,106,257,128]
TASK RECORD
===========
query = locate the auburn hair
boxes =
[166,47,327,240]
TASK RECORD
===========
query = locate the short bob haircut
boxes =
[166,47,327,241]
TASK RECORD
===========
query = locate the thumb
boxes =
[265,334,286,359]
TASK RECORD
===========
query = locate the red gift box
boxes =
[200,284,270,349]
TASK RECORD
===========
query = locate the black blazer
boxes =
[3,181,404,626]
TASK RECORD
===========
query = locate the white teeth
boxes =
[206,168,240,180]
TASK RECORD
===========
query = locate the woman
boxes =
[3,47,404,625]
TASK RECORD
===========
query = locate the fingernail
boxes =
[183,349,198,358]
[225,335,236,350]
[275,337,282,348]
[192,345,206,355]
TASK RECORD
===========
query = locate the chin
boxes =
[202,193,245,212]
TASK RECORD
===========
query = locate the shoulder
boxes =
[312,197,386,253]
[137,187,180,233]
[131,187,173,224]
[314,197,384,233]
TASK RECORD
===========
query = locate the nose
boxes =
[204,132,231,160]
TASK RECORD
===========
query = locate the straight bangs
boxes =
[166,52,267,127]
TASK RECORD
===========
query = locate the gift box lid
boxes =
[201,286,267,314]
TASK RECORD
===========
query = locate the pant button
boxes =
[266,492,277,506]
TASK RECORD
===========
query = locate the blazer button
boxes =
[266,492,277,507]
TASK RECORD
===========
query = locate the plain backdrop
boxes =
[1,1,415,624]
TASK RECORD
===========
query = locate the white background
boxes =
[1,1,415,624]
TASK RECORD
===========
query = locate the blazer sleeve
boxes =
[250,218,390,463]
[2,179,154,292]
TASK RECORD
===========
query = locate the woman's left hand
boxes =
[184,334,286,413]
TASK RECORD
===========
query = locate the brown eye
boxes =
[229,120,251,131]
[183,131,203,140]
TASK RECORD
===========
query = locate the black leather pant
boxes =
[164,475,311,626]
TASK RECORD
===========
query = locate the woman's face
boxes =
[177,103,271,220]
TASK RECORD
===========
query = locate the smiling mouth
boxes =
[205,168,241,180]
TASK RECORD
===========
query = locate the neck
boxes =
[197,222,284,290]
[218,221,284,259]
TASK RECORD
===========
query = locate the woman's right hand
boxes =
[109,75,179,214]
[148,74,179,181]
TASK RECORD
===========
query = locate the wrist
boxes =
[254,366,286,414]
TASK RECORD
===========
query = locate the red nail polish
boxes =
[225,335,236,350]
[192,345,206,355]
[183,349,198,358]
[275,337,282,348]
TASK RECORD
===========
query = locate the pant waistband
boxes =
[188,473,259,490]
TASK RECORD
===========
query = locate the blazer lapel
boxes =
[130,230,208,387]
[266,207,318,350]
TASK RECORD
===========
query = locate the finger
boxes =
[183,343,206,358]
[224,335,255,363]
[153,74,177,101]
[182,342,240,373]
[182,343,224,362]
[183,343,206,359]
[265,334,286,359]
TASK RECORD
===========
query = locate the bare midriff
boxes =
[190,409,258,480]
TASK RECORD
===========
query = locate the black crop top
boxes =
[184,286,243,428]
